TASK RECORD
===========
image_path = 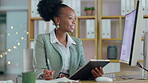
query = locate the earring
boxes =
[56,23,60,28]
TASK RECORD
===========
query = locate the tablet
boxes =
[69,59,110,80]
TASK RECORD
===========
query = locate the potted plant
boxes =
[84,7,95,16]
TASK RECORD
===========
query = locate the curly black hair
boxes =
[37,0,69,21]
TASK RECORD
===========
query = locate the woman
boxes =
[33,0,103,80]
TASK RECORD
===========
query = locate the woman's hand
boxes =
[42,69,55,80]
[91,67,104,78]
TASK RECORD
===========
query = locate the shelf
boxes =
[77,16,95,19]
[102,38,122,41]
[138,60,143,62]
[30,17,42,20]
[102,15,148,19]
[121,16,125,18]
[80,38,96,41]
[101,16,122,19]
[102,38,146,41]
[100,59,120,62]
[29,38,34,41]
[122,15,147,18]
[144,15,148,18]
[29,38,95,41]
[30,16,96,20]
[110,60,120,62]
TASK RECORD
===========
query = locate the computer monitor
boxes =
[120,0,148,79]
[120,0,143,66]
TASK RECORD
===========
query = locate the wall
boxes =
[0,0,28,11]
[0,0,28,74]
[6,11,27,74]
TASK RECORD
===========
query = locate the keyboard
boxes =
[102,73,116,80]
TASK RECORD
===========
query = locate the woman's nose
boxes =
[72,19,76,24]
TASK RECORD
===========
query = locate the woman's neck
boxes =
[55,29,67,46]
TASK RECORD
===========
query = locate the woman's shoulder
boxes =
[35,33,50,40]
[71,36,82,43]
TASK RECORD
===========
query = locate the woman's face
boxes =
[56,7,76,32]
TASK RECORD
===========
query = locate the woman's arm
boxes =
[33,35,49,77]
[79,40,86,67]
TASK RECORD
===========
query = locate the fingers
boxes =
[43,69,55,80]
[91,67,104,78]
[60,74,66,78]
[99,67,104,75]
[91,70,98,78]
[57,72,69,78]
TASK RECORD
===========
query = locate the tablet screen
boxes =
[69,59,110,80]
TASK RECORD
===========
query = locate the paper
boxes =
[86,19,95,38]
[106,19,111,38]
[86,20,91,38]
[125,0,130,14]
[102,19,111,38]
[36,77,77,83]
[121,0,126,15]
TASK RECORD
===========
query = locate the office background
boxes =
[0,0,28,74]
[0,0,147,76]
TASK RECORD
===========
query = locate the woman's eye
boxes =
[69,17,73,19]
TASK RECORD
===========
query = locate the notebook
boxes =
[69,59,110,80]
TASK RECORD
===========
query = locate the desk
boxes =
[82,80,148,83]
[1,72,148,83]
[81,63,148,83]
[0,63,148,83]
[81,71,148,83]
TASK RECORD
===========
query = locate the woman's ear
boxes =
[53,17,60,25]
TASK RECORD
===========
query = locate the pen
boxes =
[47,58,52,70]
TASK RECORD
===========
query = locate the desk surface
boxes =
[81,71,148,83]
[82,80,148,83]
[1,72,148,83]
[0,64,148,83]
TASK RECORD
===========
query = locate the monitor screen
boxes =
[120,0,143,66]
[120,10,136,63]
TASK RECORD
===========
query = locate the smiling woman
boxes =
[33,0,104,80]
[33,0,86,79]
